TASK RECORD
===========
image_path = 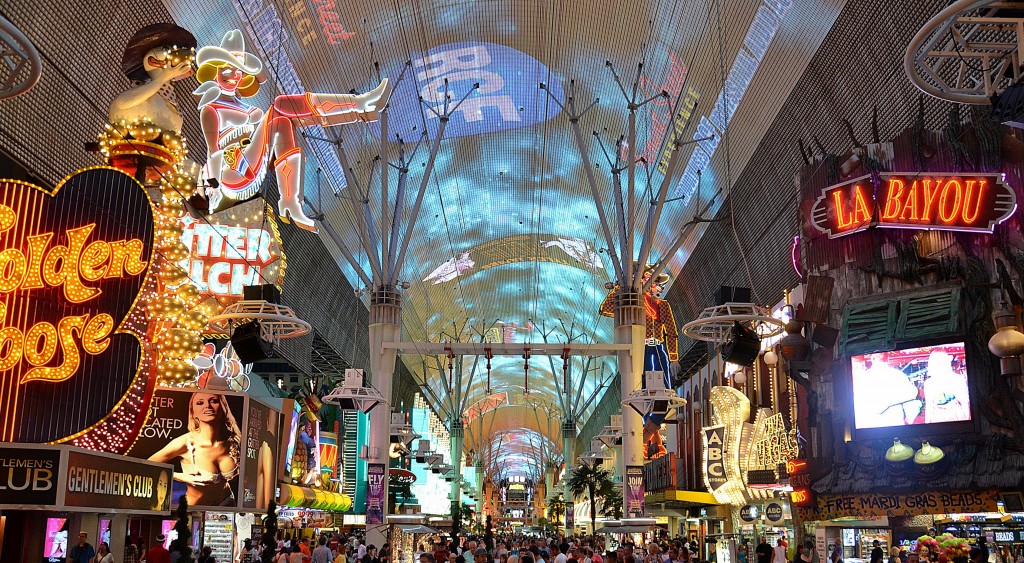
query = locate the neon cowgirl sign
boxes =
[810,172,1017,238]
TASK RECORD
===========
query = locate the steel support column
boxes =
[615,295,645,517]
[366,287,401,547]
[450,419,464,532]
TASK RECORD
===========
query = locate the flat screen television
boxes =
[850,342,970,430]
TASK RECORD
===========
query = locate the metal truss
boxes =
[906,1,1024,104]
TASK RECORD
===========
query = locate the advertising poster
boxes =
[366,463,386,525]
[241,399,281,510]
[281,400,300,478]
[98,519,111,547]
[64,449,172,513]
[626,466,645,518]
[565,504,574,529]
[43,517,69,563]
[128,388,246,509]
[0,445,61,507]
[161,520,176,549]
[851,343,970,429]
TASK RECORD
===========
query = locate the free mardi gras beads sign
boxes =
[0,167,154,445]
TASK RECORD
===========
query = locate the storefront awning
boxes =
[596,524,666,534]
[396,524,440,534]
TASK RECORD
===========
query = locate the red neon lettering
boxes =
[938,179,963,223]
[961,180,984,224]
[899,180,920,222]
[881,178,903,220]
[831,184,872,231]
[922,179,942,221]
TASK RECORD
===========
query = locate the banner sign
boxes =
[0,444,172,513]
[626,466,645,518]
[566,503,574,529]
[128,388,247,511]
[64,449,172,513]
[703,425,728,491]
[240,398,280,510]
[0,444,61,507]
[366,463,386,525]
[0,168,155,449]
[796,489,1002,520]
[810,172,1016,238]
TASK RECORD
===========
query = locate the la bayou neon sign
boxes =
[810,172,1017,238]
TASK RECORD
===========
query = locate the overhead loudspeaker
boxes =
[231,320,273,363]
[715,286,751,305]
[243,283,282,304]
[721,321,760,367]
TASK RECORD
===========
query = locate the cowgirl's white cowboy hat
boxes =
[195,29,263,75]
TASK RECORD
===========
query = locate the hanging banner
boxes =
[626,466,645,518]
[703,425,728,491]
[366,463,386,525]
[565,503,574,529]
[0,168,155,451]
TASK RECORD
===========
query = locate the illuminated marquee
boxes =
[0,168,154,447]
[810,172,1017,238]
[178,199,284,305]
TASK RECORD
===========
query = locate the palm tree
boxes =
[546,494,566,525]
[566,464,615,533]
[601,486,623,520]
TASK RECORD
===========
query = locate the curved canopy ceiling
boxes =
[163,0,846,477]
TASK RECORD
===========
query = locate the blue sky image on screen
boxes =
[851,342,970,430]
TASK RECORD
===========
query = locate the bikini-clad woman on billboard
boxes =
[148,392,242,506]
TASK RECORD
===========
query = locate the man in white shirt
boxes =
[772,540,788,563]
[554,545,568,563]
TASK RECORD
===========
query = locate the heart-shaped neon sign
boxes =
[0,167,155,450]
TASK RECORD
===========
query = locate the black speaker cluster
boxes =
[721,321,760,366]
[231,320,273,363]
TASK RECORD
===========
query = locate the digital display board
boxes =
[851,342,970,430]
[0,168,155,448]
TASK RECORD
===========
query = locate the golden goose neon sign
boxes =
[810,172,1016,238]
[0,203,147,383]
